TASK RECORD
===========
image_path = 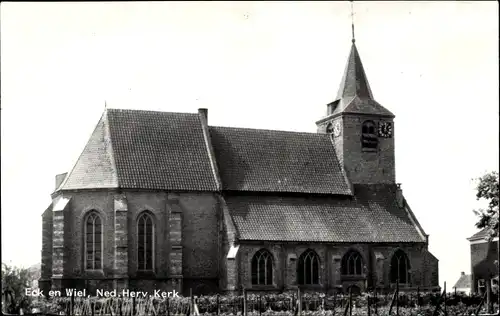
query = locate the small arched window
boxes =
[326,122,334,134]
[341,250,364,275]
[297,249,320,285]
[137,212,154,271]
[251,249,273,285]
[85,211,103,270]
[361,120,378,150]
[390,249,410,284]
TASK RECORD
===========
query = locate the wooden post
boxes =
[367,294,371,316]
[374,287,377,314]
[297,288,302,316]
[416,286,420,308]
[349,286,352,316]
[190,288,194,316]
[91,302,95,316]
[243,288,248,316]
[70,291,75,316]
[333,290,337,312]
[443,282,447,316]
[259,294,262,316]
[216,294,220,316]
[388,288,397,315]
[396,279,399,316]
[167,297,170,316]
[487,278,493,314]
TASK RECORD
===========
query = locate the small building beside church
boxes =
[453,272,472,295]
[468,228,499,295]
[39,39,439,296]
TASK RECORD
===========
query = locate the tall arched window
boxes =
[251,249,273,285]
[297,249,320,285]
[390,249,410,284]
[137,212,154,271]
[341,250,364,275]
[361,120,378,149]
[85,211,103,270]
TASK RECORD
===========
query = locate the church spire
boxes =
[335,41,373,101]
[324,1,394,118]
[334,1,373,101]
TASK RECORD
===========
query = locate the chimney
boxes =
[396,183,404,208]
[55,173,67,190]
[198,108,208,122]
[461,272,465,276]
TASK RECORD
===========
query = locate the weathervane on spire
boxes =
[350,1,356,43]
[104,100,107,110]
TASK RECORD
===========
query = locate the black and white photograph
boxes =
[1,1,498,315]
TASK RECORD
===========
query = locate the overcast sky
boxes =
[1,1,498,290]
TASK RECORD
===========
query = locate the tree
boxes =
[1,263,33,314]
[472,171,499,313]
[473,171,499,239]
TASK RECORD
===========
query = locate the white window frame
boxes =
[84,211,103,271]
[137,212,155,272]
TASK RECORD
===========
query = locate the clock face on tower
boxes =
[378,121,393,138]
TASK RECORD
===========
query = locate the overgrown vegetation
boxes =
[1,262,36,314]
[26,291,498,315]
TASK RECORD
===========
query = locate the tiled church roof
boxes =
[60,109,219,191]
[224,184,426,243]
[209,126,352,195]
[59,109,352,195]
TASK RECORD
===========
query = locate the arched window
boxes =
[326,122,334,134]
[137,212,154,271]
[85,211,103,270]
[251,249,273,285]
[341,250,364,275]
[297,249,320,285]
[361,120,378,149]
[390,249,410,284]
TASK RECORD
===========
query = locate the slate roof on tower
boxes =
[328,42,394,118]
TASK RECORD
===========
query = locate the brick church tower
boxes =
[316,38,396,185]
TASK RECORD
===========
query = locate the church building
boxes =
[40,38,439,296]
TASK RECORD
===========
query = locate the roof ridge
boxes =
[106,108,198,116]
[103,109,120,188]
[210,125,328,137]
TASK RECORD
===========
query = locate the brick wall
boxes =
[45,189,220,295]
[237,242,438,293]
[40,205,53,294]
[317,115,395,185]
[470,240,498,293]
[341,115,395,184]
[44,187,438,295]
